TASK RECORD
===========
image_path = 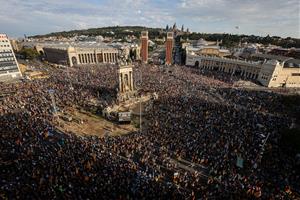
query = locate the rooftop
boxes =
[284,59,300,68]
[251,53,300,67]
[24,41,115,50]
[251,53,292,62]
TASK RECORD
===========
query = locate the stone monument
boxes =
[117,49,136,102]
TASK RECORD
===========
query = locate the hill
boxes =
[29,26,300,48]
[29,26,163,40]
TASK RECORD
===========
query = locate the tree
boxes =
[28,26,300,48]
[19,48,40,60]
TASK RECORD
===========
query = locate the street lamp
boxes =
[48,89,57,114]
[134,65,143,133]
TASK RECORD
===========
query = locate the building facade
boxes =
[0,34,22,81]
[257,59,300,87]
[140,31,148,63]
[35,41,141,67]
[186,53,261,79]
[67,46,119,67]
[10,39,20,52]
[184,38,231,58]
[165,32,174,65]
[186,52,300,88]
[117,64,135,102]
[41,43,119,67]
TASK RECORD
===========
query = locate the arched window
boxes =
[72,57,77,65]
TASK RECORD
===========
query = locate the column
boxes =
[129,71,133,90]
[123,74,127,92]
[119,73,121,92]
[121,74,125,92]
[84,54,87,64]
[78,54,82,63]
[128,72,131,91]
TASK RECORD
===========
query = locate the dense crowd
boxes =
[0,63,299,199]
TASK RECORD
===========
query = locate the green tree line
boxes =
[29,26,300,48]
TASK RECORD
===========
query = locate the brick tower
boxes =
[140,31,148,63]
[165,32,174,65]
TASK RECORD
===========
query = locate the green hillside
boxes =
[29,26,300,48]
[30,26,163,39]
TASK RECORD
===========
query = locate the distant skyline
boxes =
[0,0,299,38]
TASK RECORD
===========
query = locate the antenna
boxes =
[139,64,143,133]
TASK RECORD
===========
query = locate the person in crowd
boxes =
[0,63,298,199]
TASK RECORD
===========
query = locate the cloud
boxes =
[175,0,299,37]
[0,0,299,38]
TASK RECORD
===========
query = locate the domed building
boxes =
[195,38,209,47]
[185,38,230,58]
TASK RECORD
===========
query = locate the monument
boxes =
[102,49,157,123]
[116,48,137,102]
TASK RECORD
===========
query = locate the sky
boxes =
[0,0,299,38]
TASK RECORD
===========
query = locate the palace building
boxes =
[29,40,141,67]
[186,52,300,88]
[186,53,261,79]
[251,54,300,87]
[39,42,119,67]
[184,38,231,58]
